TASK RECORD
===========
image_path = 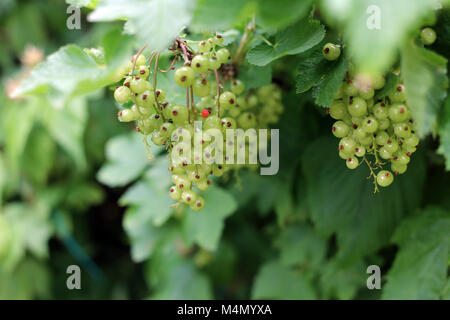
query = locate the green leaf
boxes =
[88,0,193,52]
[276,224,327,268]
[401,43,448,137]
[15,29,132,98]
[151,260,213,299]
[257,0,314,30]
[122,207,169,263]
[295,40,336,94]
[320,258,367,300]
[40,98,88,170]
[239,64,272,90]
[97,133,149,187]
[311,56,348,107]
[191,0,253,32]
[247,18,325,66]
[119,158,173,227]
[252,260,316,299]
[383,207,450,299]
[183,186,237,251]
[302,136,426,264]
[322,0,441,73]
[438,95,450,170]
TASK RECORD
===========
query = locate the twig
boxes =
[129,44,147,76]
[159,55,177,72]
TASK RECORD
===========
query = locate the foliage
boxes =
[0,0,448,300]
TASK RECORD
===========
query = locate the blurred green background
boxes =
[0,0,449,300]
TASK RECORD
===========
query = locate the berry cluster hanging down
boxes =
[112,35,284,211]
[323,42,420,192]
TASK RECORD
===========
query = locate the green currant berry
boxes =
[231,80,245,95]
[169,185,181,200]
[323,43,341,61]
[136,91,155,108]
[373,102,389,120]
[114,86,132,104]
[354,127,368,140]
[193,78,211,97]
[209,56,222,70]
[130,77,148,94]
[238,112,256,129]
[212,164,225,177]
[204,115,221,130]
[151,131,166,146]
[339,150,352,160]
[393,122,411,138]
[216,48,231,64]
[362,116,379,133]
[421,27,437,45]
[198,40,211,53]
[359,135,374,146]
[221,117,237,129]
[359,87,374,100]
[375,131,389,145]
[389,104,409,122]
[181,190,198,204]
[391,162,407,175]
[378,118,390,131]
[379,147,392,160]
[134,54,147,67]
[170,104,189,125]
[344,81,359,96]
[330,101,347,120]
[155,89,166,102]
[196,179,211,191]
[192,55,209,74]
[190,197,205,211]
[219,91,236,110]
[346,156,359,169]
[213,34,224,45]
[389,85,406,103]
[392,153,410,165]
[118,108,138,122]
[355,145,366,157]
[347,97,368,117]
[137,65,150,79]
[339,137,356,154]
[159,122,175,138]
[377,170,394,187]
[384,138,399,154]
[332,121,350,138]
[404,134,419,147]
[175,66,195,87]
[372,73,386,90]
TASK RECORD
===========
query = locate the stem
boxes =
[233,21,255,65]
[129,44,147,76]
[153,53,166,121]
[159,56,177,72]
[214,69,221,117]
[180,42,190,65]
[146,52,156,67]
[186,87,191,124]
[363,157,380,194]
[190,85,196,119]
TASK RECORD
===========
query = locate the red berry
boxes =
[201,109,210,118]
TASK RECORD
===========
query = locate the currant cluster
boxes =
[112,36,284,211]
[328,71,419,190]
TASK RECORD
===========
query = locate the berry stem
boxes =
[129,44,147,76]
[153,53,166,121]
[186,86,191,124]
[146,51,156,67]
[363,157,380,194]
[190,85,196,119]
[159,55,177,73]
[214,69,221,117]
